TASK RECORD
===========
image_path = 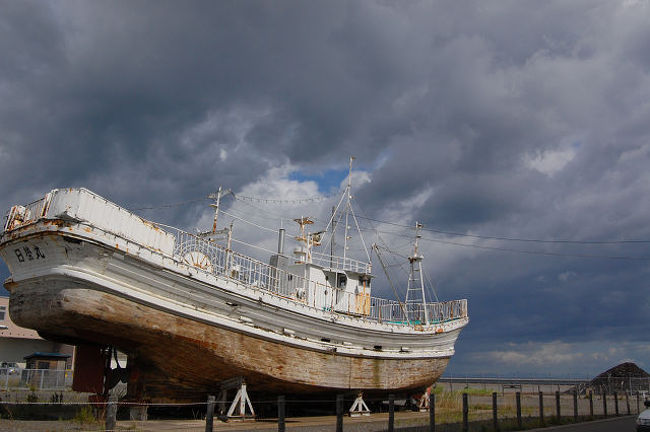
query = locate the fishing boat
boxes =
[0,165,468,408]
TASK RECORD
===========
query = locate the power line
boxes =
[419,237,650,261]
[355,215,650,245]
[361,226,650,261]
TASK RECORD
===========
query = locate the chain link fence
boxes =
[0,368,73,391]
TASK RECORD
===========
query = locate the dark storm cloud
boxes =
[1,0,650,376]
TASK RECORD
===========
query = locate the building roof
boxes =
[24,352,72,361]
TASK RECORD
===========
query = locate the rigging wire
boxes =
[232,193,335,205]
[128,191,650,261]
[422,268,440,303]
[219,210,279,234]
[230,196,296,227]
[355,215,650,245]
[128,197,209,211]
[127,193,650,245]
[230,238,282,256]
[359,226,650,261]
[419,236,650,261]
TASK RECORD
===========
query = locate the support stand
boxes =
[349,392,371,417]
[217,377,255,421]
[419,390,430,412]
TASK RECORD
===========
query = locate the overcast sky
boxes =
[1,0,650,378]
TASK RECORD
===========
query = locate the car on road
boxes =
[637,400,650,431]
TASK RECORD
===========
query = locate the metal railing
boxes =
[3,194,51,232]
[0,368,73,390]
[2,194,468,327]
[173,229,467,326]
[310,250,372,274]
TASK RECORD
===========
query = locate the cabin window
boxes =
[337,275,347,288]
[0,305,5,321]
[287,275,293,281]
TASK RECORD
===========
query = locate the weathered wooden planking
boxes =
[10,283,449,401]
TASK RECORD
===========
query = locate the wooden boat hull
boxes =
[9,282,449,401]
[0,188,467,403]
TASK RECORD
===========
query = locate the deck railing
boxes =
[310,250,372,274]
[2,193,467,327]
[172,229,467,326]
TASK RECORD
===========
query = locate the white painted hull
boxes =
[0,189,468,401]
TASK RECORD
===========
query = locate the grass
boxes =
[72,406,98,425]
[406,388,635,432]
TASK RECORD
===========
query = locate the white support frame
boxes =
[217,377,255,421]
[349,392,371,417]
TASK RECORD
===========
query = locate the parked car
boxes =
[637,400,650,431]
[0,362,20,375]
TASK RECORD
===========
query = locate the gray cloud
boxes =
[1,0,649,377]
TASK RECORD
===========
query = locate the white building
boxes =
[0,296,74,369]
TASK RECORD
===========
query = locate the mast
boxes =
[293,216,314,264]
[342,156,354,262]
[203,186,232,240]
[209,186,223,234]
[317,156,371,269]
[405,222,429,325]
[330,206,336,268]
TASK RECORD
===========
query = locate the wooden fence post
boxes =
[539,391,544,426]
[106,398,117,432]
[492,392,498,431]
[516,391,522,429]
[205,395,215,432]
[462,393,468,432]
[388,393,395,432]
[573,389,578,421]
[278,395,285,432]
[429,392,435,432]
[614,391,619,416]
[603,391,608,418]
[336,394,343,432]
[555,390,560,421]
[626,392,630,415]
[589,391,593,418]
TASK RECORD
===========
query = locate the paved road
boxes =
[524,415,636,432]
